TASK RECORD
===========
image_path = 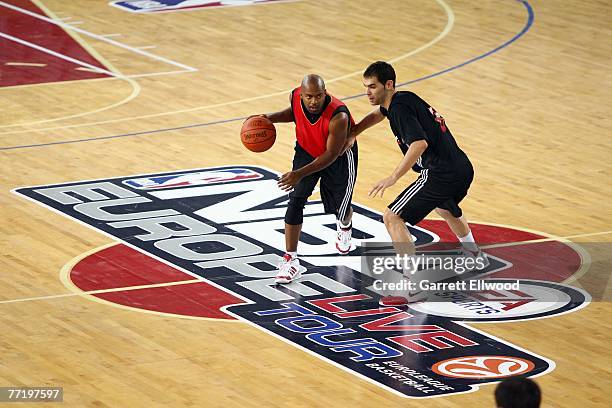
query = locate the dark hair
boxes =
[495,377,541,408]
[363,61,396,87]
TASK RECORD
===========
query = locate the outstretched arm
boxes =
[262,106,294,123]
[249,90,295,123]
[352,107,385,136]
[247,106,293,124]
[278,112,349,191]
[369,140,428,198]
[342,107,385,153]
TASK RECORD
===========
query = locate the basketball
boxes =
[240,116,276,152]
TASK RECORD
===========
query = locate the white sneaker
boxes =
[275,254,306,284]
[335,222,352,254]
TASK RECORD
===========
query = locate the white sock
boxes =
[337,219,352,229]
[287,251,298,260]
[459,231,479,253]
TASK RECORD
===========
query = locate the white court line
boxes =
[0,0,197,72]
[103,69,189,79]
[100,33,122,38]
[0,32,116,77]
[0,68,192,91]
[0,279,201,304]
[5,62,46,67]
[0,32,143,126]
[136,45,157,50]
[75,67,103,72]
[483,230,612,250]
[0,228,610,306]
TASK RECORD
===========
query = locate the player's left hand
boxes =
[369,176,396,198]
[278,171,302,192]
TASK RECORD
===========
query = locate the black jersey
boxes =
[380,91,470,174]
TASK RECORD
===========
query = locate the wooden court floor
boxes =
[0,0,610,406]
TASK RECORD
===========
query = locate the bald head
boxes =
[300,74,327,114]
[301,74,325,92]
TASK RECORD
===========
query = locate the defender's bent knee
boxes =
[435,207,453,218]
[383,208,403,227]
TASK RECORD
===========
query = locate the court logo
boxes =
[432,356,536,379]
[123,168,263,190]
[14,166,590,399]
[109,0,295,13]
[409,280,583,321]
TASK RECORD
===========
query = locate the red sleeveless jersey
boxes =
[291,87,354,157]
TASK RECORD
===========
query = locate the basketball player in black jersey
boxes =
[349,61,487,306]
[250,74,358,284]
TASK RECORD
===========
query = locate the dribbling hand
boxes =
[243,114,267,124]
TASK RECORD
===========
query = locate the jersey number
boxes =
[428,106,447,133]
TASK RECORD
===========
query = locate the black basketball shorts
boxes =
[289,142,358,222]
[388,165,474,225]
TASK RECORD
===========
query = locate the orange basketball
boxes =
[240,116,276,152]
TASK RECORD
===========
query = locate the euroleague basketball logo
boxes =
[432,356,536,379]
[14,166,590,399]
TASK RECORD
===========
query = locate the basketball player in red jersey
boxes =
[250,74,357,284]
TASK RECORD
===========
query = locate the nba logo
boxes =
[109,0,295,13]
[122,168,263,189]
